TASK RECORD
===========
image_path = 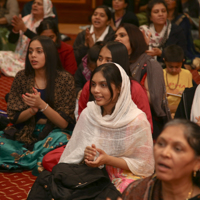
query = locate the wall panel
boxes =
[18,0,103,24]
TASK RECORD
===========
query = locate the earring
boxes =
[193,171,197,177]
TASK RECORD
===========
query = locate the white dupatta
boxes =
[15,0,55,59]
[59,63,154,177]
[140,21,171,48]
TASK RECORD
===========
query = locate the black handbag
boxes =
[27,163,121,200]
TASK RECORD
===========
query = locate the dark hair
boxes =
[112,0,129,5]
[117,23,148,63]
[93,5,112,21]
[90,63,122,106]
[147,0,168,24]
[25,35,63,108]
[171,0,183,19]
[163,44,184,62]
[87,41,104,64]
[163,119,200,187]
[103,41,131,76]
[36,19,61,48]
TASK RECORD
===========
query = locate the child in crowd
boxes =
[163,44,193,118]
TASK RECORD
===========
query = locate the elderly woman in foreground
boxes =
[122,118,200,200]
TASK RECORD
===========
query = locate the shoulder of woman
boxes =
[58,41,73,52]
[170,23,184,34]
[122,176,153,198]
[79,29,87,36]
[56,71,75,88]
[107,26,115,35]
[135,112,150,123]
[22,14,31,22]
[12,70,30,89]
[15,69,26,79]
[139,24,148,29]
[130,79,144,90]
[57,70,73,79]
[147,58,163,71]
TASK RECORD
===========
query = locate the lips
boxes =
[156,162,171,172]
[113,5,119,9]
[94,21,100,25]
[94,96,103,101]
[31,60,38,65]
[32,8,38,12]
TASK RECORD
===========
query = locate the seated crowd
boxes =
[0,0,200,199]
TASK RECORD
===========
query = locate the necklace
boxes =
[186,184,193,200]
[165,71,180,90]
[34,78,40,89]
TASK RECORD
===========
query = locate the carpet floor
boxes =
[0,171,36,200]
[0,74,14,112]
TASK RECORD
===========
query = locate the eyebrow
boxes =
[94,11,105,15]
[158,136,185,145]
[91,80,107,83]
[115,33,124,37]
[99,55,112,59]
[29,47,43,50]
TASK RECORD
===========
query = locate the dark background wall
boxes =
[18,0,104,24]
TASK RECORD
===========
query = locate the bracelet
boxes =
[29,108,36,115]
[40,103,49,112]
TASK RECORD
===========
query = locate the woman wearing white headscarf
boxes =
[59,62,154,193]
[0,0,55,77]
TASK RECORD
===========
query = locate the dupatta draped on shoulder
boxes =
[129,53,171,120]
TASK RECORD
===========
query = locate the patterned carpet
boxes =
[0,74,14,112]
[0,171,36,200]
